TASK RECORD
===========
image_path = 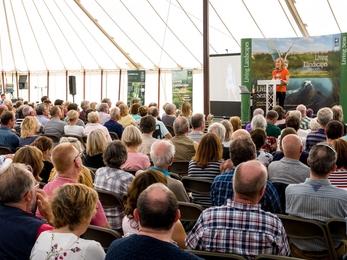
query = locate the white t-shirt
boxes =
[30,231,105,260]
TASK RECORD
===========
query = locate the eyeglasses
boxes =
[73,152,82,162]
[32,183,40,190]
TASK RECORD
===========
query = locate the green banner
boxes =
[172,70,193,110]
[127,70,145,106]
[241,39,252,122]
[340,33,347,123]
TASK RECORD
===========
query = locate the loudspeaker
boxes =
[69,76,76,95]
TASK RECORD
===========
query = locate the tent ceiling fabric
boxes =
[0,0,345,72]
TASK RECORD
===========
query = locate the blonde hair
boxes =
[229,116,242,131]
[86,129,107,156]
[122,125,143,147]
[51,183,98,231]
[87,111,99,123]
[119,104,129,117]
[67,110,79,122]
[276,57,286,70]
[220,120,234,142]
[20,116,39,138]
[180,102,192,117]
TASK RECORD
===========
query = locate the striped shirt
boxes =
[300,116,311,130]
[188,160,222,208]
[329,170,347,190]
[305,128,326,152]
[286,178,347,251]
[185,199,290,259]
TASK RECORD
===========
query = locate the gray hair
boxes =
[110,107,120,119]
[150,140,175,168]
[253,108,264,116]
[98,103,109,112]
[164,103,176,115]
[309,142,337,176]
[208,123,226,142]
[80,100,90,110]
[251,114,266,130]
[173,116,189,136]
[317,107,333,127]
[289,110,302,120]
[22,105,34,117]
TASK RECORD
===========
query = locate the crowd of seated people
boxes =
[1,97,347,259]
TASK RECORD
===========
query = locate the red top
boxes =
[272,68,289,92]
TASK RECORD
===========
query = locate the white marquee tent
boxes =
[0,0,346,113]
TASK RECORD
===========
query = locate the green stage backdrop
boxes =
[127,70,146,107]
[172,70,193,110]
[241,33,347,122]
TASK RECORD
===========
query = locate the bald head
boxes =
[233,160,267,203]
[0,104,8,116]
[52,143,80,174]
[173,116,189,136]
[296,104,307,116]
[150,140,175,168]
[231,129,250,140]
[282,134,303,159]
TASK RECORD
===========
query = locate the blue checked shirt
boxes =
[94,167,134,230]
[211,168,283,213]
[185,199,290,259]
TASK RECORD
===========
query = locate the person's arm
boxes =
[164,133,172,139]
[36,189,54,224]
[171,220,187,249]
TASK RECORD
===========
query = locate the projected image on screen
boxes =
[210,54,241,101]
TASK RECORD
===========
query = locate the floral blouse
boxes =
[30,232,105,260]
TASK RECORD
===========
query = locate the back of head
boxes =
[307,108,314,118]
[193,133,222,168]
[317,107,333,127]
[233,160,267,200]
[251,114,266,130]
[67,110,79,122]
[180,102,191,117]
[130,103,140,114]
[52,143,78,173]
[231,129,250,140]
[67,103,78,111]
[138,106,149,117]
[289,110,302,121]
[150,140,175,168]
[207,122,226,142]
[220,120,234,142]
[331,138,347,169]
[137,183,178,230]
[50,106,60,117]
[164,103,176,115]
[22,105,34,117]
[12,146,44,181]
[332,105,343,121]
[36,103,47,115]
[282,134,302,157]
[191,113,205,129]
[103,140,128,168]
[229,135,256,166]
[309,142,337,176]
[279,127,297,147]
[86,129,107,156]
[80,100,90,110]
[285,115,300,131]
[21,116,39,138]
[296,104,307,116]
[0,163,34,204]
[98,103,108,113]
[124,169,167,217]
[0,104,8,115]
[140,115,156,133]
[110,107,120,119]
[0,110,14,125]
[41,96,49,103]
[273,106,286,120]
[31,136,53,152]
[148,106,159,117]
[250,128,267,150]
[87,111,99,123]
[51,183,98,231]
[325,120,344,140]
[310,117,320,131]
[59,136,82,153]
[122,125,142,147]
[119,104,129,117]
[173,116,189,135]
[54,99,64,106]
[266,110,278,121]
[253,108,264,116]
[229,116,242,131]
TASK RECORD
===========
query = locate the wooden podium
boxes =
[257,80,282,114]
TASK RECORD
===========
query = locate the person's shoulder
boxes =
[213,169,234,182]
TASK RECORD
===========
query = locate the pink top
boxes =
[36,178,107,227]
[121,152,150,170]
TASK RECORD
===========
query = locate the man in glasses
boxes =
[286,142,347,259]
[0,163,53,259]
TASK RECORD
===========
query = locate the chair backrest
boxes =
[80,225,122,252]
[178,201,204,222]
[326,218,347,258]
[122,168,138,176]
[152,124,162,139]
[86,166,98,182]
[0,146,12,155]
[109,132,119,140]
[169,171,181,180]
[95,189,125,211]
[185,249,247,260]
[255,254,305,260]
[277,214,336,259]
[168,160,190,176]
[41,134,60,143]
[181,176,213,195]
[165,125,175,137]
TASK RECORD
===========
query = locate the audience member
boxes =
[64,103,85,127]
[122,170,187,249]
[229,116,242,131]
[286,142,347,259]
[138,115,157,157]
[31,136,54,183]
[329,138,347,189]
[64,110,85,137]
[207,122,228,160]
[188,113,205,143]
[296,104,311,130]
[135,105,149,128]
[36,103,49,126]
[188,133,223,207]
[305,107,333,151]
[106,183,202,260]
[211,135,282,213]
[149,140,190,202]
[19,116,40,146]
[83,129,107,168]
[84,111,112,142]
[130,103,141,120]
[325,120,344,142]
[79,100,90,124]
[332,105,346,134]
[118,103,136,127]
[121,126,150,170]
[44,106,67,139]
[250,128,273,167]
[186,160,290,258]
[273,105,286,129]
[0,111,20,152]
[171,116,197,161]
[30,184,105,260]
[94,141,134,231]
[162,103,176,127]
[246,108,264,132]
[220,119,233,148]
[0,163,53,259]
[98,102,111,125]
[104,106,124,139]
[148,106,172,139]
[180,101,192,124]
